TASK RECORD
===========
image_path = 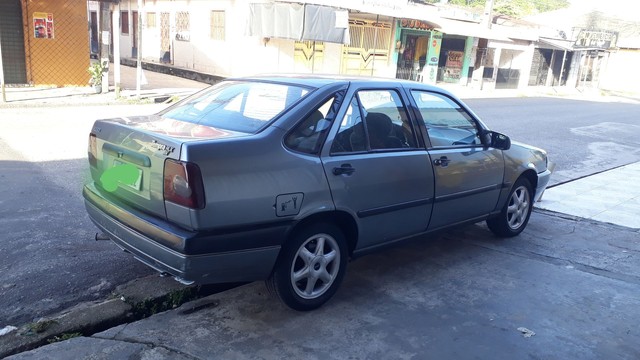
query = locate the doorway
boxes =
[0,0,28,84]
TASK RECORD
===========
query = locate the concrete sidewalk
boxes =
[538,162,640,229]
[0,63,208,107]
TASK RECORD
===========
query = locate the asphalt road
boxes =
[1,96,639,329]
[0,105,165,326]
[465,97,640,185]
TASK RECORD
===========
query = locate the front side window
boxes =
[161,81,310,133]
[331,89,417,153]
[411,91,481,147]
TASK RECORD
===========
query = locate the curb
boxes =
[0,88,195,109]
[0,275,239,358]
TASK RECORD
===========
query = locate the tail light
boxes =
[88,133,97,167]
[163,159,205,209]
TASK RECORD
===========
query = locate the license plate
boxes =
[113,160,143,191]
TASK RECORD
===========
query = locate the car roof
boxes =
[232,74,448,92]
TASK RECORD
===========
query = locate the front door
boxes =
[160,12,171,63]
[0,0,27,84]
[321,87,434,251]
[409,90,504,230]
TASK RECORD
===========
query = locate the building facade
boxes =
[0,0,90,86]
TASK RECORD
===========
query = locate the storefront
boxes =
[529,37,574,87]
[438,34,467,83]
[341,15,394,77]
[395,18,478,86]
[395,19,434,81]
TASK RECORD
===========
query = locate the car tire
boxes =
[266,223,347,311]
[487,177,533,237]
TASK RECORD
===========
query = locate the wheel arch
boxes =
[290,211,359,257]
[520,168,538,197]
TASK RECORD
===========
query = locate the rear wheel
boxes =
[487,177,533,237]
[266,223,347,311]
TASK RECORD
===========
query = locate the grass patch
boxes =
[25,319,58,335]
[47,332,82,344]
[128,287,201,319]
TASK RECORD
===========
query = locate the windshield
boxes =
[160,80,311,133]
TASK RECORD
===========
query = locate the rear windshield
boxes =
[160,81,311,133]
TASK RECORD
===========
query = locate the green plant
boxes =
[47,332,82,344]
[87,62,105,86]
[22,319,57,335]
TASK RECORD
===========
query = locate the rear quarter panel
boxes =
[183,127,334,230]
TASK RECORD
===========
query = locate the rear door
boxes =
[409,90,504,230]
[321,86,434,251]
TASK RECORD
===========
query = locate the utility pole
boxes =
[0,29,6,102]
[100,1,111,93]
[113,6,121,97]
[136,0,143,99]
[482,0,494,29]
[473,0,494,90]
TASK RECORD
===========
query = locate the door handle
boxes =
[333,164,356,176]
[433,156,451,167]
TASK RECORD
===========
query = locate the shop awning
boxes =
[538,37,574,51]
[432,19,509,41]
[249,3,350,44]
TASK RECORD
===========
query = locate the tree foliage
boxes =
[419,0,570,17]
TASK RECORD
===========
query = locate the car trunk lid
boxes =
[89,115,245,219]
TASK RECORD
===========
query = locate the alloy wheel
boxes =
[290,233,340,300]
[506,185,530,230]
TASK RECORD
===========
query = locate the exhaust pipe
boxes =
[95,232,110,241]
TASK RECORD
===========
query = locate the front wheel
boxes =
[266,223,348,311]
[487,177,533,237]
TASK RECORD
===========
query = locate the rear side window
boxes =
[331,89,418,154]
[411,91,481,147]
[285,96,339,155]
[161,81,310,134]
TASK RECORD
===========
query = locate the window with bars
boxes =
[175,11,190,41]
[121,11,129,34]
[146,12,156,28]
[176,11,190,32]
[210,10,225,40]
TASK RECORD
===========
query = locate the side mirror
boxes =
[484,131,511,150]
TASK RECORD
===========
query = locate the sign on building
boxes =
[33,12,54,39]
[443,50,463,83]
[574,29,618,49]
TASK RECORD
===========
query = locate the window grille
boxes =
[146,12,156,28]
[210,10,225,40]
[176,11,190,33]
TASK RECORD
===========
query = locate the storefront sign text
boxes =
[400,19,434,31]
[575,29,618,49]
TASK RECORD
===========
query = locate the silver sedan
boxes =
[84,76,553,311]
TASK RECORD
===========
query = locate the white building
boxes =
[89,0,540,91]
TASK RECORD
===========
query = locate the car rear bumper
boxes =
[83,184,286,284]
